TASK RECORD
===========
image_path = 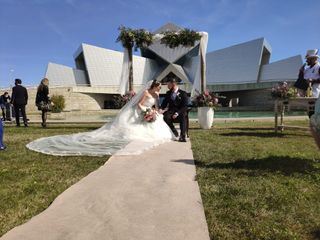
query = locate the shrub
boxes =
[51,95,65,113]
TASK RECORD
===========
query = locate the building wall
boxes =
[41,39,304,111]
[81,44,160,88]
[2,87,103,113]
[221,89,274,109]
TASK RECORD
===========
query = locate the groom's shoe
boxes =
[172,129,179,138]
[178,137,187,142]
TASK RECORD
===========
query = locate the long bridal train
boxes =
[26,81,174,156]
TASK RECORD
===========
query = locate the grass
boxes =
[1,120,320,239]
[0,123,108,237]
[190,120,320,240]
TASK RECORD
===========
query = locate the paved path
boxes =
[1,141,210,240]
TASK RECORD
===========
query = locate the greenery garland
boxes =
[133,28,153,51]
[160,28,202,48]
[116,26,153,51]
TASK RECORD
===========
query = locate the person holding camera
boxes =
[0,92,11,121]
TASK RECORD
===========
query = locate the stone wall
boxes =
[0,87,103,113]
[221,89,274,110]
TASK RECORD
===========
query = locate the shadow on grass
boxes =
[195,156,319,175]
[171,159,195,165]
[228,127,275,131]
[219,130,311,138]
[311,228,320,240]
[219,131,285,138]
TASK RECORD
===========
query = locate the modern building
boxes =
[45,23,302,110]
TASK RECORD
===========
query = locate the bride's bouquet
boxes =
[141,108,157,122]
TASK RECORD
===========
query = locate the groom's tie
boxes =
[171,91,177,100]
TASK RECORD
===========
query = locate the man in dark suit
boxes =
[160,78,188,142]
[10,79,28,127]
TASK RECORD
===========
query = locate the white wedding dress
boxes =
[26,82,174,156]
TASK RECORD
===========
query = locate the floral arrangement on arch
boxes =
[271,82,295,100]
[122,90,136,102]
[192,90,220,108]
[113,90,136,108]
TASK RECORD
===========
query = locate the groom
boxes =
[161,78,188,142]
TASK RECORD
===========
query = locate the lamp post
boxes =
[9,69,14,87]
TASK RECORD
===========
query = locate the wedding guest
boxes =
[36,78,50,127]
[10,78,28,127]
[0,92,11,121]
[301,49,320,97]
[0,119,5,150]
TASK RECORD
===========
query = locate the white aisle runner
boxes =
[1,141,210,240]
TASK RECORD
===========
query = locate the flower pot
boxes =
[198,107,214,129]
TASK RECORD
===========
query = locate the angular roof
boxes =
[259,55,302,82]
[46,62,88,87]
[73,43,161,87]
[153,22,182,34]
[206,38,273,84]
[146,40,200,64]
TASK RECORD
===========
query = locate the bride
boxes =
[26,80,174,156]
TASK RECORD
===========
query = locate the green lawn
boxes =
[0,124,108,236]
[190,120,320,240]
[1,121,320,239]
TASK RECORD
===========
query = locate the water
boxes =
[99,111,307,121]
[189,111,307,119]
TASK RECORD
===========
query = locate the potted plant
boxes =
[192,90,219,129]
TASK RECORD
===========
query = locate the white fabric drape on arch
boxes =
[119,48,130,95]
[191,32,209,96]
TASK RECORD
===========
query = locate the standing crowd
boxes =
[0,78,51,151]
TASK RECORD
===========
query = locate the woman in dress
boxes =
[36,78,50,127]
[26,80,174,156]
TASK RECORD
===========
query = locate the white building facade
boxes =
[45,23,302,109]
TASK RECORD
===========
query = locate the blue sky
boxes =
[0,0,319,88]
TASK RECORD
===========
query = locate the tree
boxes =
[116,26,135,92]
[116,26,153,92]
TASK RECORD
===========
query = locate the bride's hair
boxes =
[149,80,161,90]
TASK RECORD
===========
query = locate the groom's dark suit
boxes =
[161,88,188,140]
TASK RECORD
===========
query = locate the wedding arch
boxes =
[116,24,208,95]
